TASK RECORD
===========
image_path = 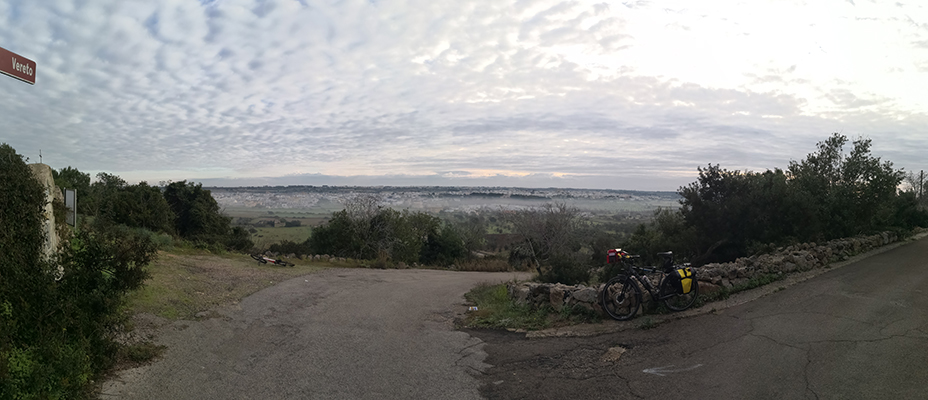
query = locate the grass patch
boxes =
[461,283,600,331]
[118,342,166,364]
[463,283,550,330]
[250,225,315,249]
[125,249,343,320]
[463,272,789,332]
[637,317,662,330]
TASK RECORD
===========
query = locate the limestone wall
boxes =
[508,230,921,314]
[28,163,64,260]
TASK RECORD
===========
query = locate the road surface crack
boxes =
[612,371,644,399]
[456,340,483,355]
[803,349,820,400]
[752,330,820,400]
[750,332,807,351]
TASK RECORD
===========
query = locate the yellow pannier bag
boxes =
[675,267,694,294]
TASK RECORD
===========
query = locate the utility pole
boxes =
[920,170,925,203]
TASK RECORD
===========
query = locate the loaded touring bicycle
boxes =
[601,249,698,320]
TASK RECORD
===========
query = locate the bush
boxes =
[420,224,467,267]
[507,202,595,285]
[308,196,471,266]
[0,144,157,399]
[226,226,254,252]
[537,253,591,285]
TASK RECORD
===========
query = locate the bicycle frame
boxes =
[601,250,699,320]
[621,264,673,301]
[618,257,692,302]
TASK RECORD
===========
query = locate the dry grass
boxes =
[126,250,355,320]
[454,258,517,272]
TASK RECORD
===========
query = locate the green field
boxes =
[223,207,333,249]
[223,197,672,251]
[251,225,314,249]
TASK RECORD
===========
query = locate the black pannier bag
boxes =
[667,267,694,294]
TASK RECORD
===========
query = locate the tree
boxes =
[162,180,230,240]
[53,166,91,214]
[677,165,781,263]
[675,133,915,264]
[788,134,904,238]
[453,214,488,256]
[309,210,364,258]
[903,170,927,209]
[90,172,128,223]
[120,182,175,233]
[676,165,818,263]
[85,173,175,235]
[623,208,699,267]
[507,202,593,284]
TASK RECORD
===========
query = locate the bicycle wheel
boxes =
[661,274,699,311]
[601,276,641,321]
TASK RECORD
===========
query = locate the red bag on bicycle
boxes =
[606,248,626,264]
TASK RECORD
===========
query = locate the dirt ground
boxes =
[113,251,347,370]
[101,268,531,399]
[125,251,341,320]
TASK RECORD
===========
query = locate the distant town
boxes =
[208,185,682,214]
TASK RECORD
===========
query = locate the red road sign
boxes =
[0,46,36,85]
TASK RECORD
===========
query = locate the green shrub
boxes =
[420,223,466,267]
[308,196,470,266]
[1,143,157,399]
[151,231,176,249]
[537,253,591,285]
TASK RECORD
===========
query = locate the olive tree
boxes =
[507,202,593,284]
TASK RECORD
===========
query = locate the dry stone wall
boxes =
[508,230,922,314]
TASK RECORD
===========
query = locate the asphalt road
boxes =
[100,268,529,400]
[470,235,928,400]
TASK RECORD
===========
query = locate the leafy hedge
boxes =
[1,144,156,399]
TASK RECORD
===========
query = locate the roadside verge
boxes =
[525,231,928,339]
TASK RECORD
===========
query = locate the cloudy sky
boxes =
[1,0,926,190]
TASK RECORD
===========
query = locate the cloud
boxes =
[0,0,926,191]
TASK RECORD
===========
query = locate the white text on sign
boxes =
[12,57,34,77]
